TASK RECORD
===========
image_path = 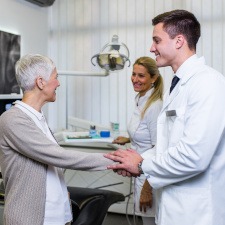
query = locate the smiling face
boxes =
[43,68,60,102]
[150,23,178,70]
[131,64,157,97]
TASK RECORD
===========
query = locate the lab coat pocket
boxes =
[167,107,186,145]
[161,185,211,225]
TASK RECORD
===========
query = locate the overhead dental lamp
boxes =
[58,35,130,77]
[91,34,131,71]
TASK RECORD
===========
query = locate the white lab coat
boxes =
[128,89,162,217]
[142,55,225,225]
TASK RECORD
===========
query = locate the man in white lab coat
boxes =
[105,9,225,225]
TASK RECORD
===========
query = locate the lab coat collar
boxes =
[135,88,154,108]
[176,54,206,85]
[162,55,206,111]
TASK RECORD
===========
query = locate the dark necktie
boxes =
[170,76,180,94]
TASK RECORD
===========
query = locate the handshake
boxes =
[104,148,144,177]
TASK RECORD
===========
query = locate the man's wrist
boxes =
[138,160,144,174]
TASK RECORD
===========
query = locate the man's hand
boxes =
[113,169,133,177]
[104,149,143,176]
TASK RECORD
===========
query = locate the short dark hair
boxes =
[152,9,200,50]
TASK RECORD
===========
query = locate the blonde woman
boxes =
[113,56,163,225]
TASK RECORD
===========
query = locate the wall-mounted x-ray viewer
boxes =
[0,30,21,94]
[0,30,22,115]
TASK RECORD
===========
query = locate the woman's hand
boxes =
[112,136,130,145]
[139,180,153,212]
[104,149,143,176]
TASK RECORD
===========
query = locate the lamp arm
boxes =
[121,42,130,58]
[58,70,109,77]
[127,58,131,67]
[120,54,131,67]
[91,54,99,66]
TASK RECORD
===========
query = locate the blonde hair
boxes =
[134,56,163,118]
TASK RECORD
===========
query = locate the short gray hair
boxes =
[15,54,56,92]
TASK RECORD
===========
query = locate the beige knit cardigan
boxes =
[0,107,113,225]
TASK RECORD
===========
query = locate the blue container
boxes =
[100,130,110,138]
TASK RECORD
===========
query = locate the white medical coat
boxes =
[128,88,162,217]
[142,55,225,225]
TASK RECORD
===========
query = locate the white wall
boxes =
[47,0,225,132]
[0,0,49,55]
[0,0,50,115]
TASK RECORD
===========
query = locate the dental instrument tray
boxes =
[54,131,114,143]
[67,134,92,139]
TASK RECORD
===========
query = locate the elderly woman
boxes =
[0,54,114,225]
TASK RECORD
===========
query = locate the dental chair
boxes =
[68,186,125,225]
[0,174,125,225]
